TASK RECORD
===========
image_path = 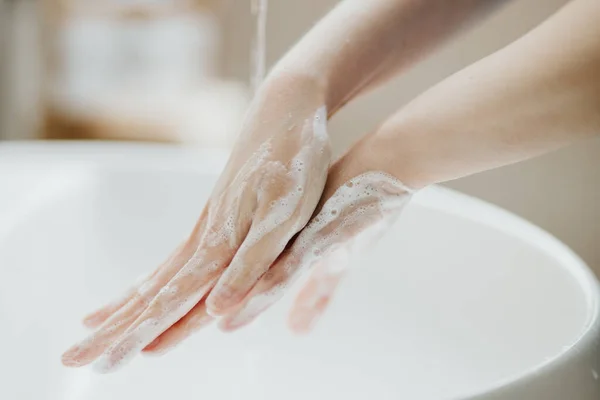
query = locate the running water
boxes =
[251,0,268,94]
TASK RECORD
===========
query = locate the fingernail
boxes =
[142,336,161,351]
[92,353,115,374]
[92,342,133,374]
[141,341,177,357]
[206,307,222,317]
[218,316,241,332]
[93,318,163,373]
[289,308,321,334]
[141,347,171,357]
[206,287,237,317]
[188,313,214,330]
[83,314,104,328]
[61,345,83,367]
[218,312,255,332]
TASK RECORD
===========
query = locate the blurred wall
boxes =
[0,0,42,141]
[2,0,597,273]
[221,0,600,274]
[0,0,11,140]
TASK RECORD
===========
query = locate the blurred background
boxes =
[1,0,598,274]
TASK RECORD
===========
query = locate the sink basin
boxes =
[0,142,598,400]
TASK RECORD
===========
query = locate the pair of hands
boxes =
[61,74,413,372]
[60,0,600,374]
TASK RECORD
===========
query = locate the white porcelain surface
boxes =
[0,142,598,400]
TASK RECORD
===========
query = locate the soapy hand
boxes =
[61,0,600,373]
[61,75,332,371]
[219,141,414,333]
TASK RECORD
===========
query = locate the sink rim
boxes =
[1,140,598,398]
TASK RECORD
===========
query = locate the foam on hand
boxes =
[223,171,414,330]
[83,105,331,372]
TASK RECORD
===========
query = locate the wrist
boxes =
[263,64,328,104]
[338,119,437,191]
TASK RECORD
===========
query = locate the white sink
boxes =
[1,142,598,400]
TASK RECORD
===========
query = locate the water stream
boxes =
[251,0,268,94]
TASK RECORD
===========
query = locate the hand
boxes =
[62,0,600,372]
[61,74,332,371]
[59,0,516,371]
[218,136,414,333]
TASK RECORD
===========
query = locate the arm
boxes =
[360,0,600,189]
[62,0,515,365]
[220,0,600,333]
[269,0,510,116]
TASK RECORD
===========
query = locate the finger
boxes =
[62,296,153,367]
[205,174,303,316]
[217,188,359,331]
[217,248,301,332]
[62,231,203,367]
[207,112,330,316]
[217,248,343,332]
[205,228,291,317]
[216,208,347,332]
[91,254,225,373]
[81,244,185,329]
[288,255,348,334]
[82,286,139,329]
[220,172,412,332]
[62,248,194,367]
[142,299,214,355]
[286,173,413,332]
[83,185,254,372]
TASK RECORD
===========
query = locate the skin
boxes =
[63,75,332,371]
[63,0,600,370]
[277,0,600,331]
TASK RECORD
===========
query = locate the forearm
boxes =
[268,0,508,116]
[362,0,600,188]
